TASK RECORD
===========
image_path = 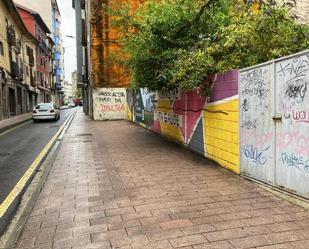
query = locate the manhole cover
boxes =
[76,133,93,136]
[0,152,10,157]
[50,125,60,128]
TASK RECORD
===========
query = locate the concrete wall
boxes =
[93,88,126,120]
[127,70,240,173]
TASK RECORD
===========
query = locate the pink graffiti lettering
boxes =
[241,130,273,147]
[292,110,309,123]
[101,104,125,112]
[242,130,309,156]
[276,131,309,156]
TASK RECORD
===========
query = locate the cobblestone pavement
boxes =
[15,111,309,249]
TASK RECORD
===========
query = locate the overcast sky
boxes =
[58,0,76,82]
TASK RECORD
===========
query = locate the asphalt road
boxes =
[0,107,76,204]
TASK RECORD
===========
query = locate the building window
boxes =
[0,41,3,56]
[26,65,29,77]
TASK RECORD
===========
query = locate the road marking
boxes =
[0,120,32,138]
[0,111,76,218]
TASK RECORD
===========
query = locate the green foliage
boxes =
[114,0,309,92]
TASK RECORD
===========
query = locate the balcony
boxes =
[10,61,23,81]
[16,39,22,54]
[30,74,36,87]
[7,25,16,47]
[27,46,35,66]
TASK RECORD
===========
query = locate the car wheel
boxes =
[33,119,37,123]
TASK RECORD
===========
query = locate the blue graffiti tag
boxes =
[281,152,309,173]
[242,144,270,165]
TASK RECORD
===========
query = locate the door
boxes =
[274,52,309,198]
[9,88,16,116]
[239,63,275,184]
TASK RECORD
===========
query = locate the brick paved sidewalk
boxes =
[15,111,309,249]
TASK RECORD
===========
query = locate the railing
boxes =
[10,61,23,81]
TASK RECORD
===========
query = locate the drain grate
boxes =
[76,133,93,136]
[50,125,60,128]
[0,152,10,157]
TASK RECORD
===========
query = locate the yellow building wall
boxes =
[0,1,10,72]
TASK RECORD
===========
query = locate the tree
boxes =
[112,0,309,94]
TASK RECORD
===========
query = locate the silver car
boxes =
[32,103,60,122]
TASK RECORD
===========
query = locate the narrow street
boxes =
[0,108,77,204]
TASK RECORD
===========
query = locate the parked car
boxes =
[68,102,76,108]
[32,103,60,122]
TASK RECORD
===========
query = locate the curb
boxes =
[0,116,32,135]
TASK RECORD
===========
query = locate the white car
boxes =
[32,103,60,122]
[68,102,76,108]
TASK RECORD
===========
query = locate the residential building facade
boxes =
[16,4,52,103]
[72,0,90,115]
[0,0,37,120]
[14,0,64,106]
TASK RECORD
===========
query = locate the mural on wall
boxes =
[127,70,239,173]
[134,88,156,128]
[203,70,239,173]
[93,88,126,120]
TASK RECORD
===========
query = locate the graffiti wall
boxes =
[93,88,126,120]
[239,63,274,184]
[127,70,239,173]
[275,52,309,198]
[240,50,309,198]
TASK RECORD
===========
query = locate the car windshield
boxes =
[35,104,52,110]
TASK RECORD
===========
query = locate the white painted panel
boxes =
[239,63,274,184]
[93,88,126,120]
[275,52,309,198]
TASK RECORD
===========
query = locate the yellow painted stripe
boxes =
[0,112,75,217]
[0,120,32,138]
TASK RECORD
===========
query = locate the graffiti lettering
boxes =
[241,131,273,147]
[241,85,269,100]
[158,88,180,100]
[276,131,309,156]
[98,91,126,98]
[240,68,270,107]
[281,152,309,173]
[101,104,125,112]
[242,144,270,165]
[285,81,307,103]
[292,110,309,123]
[154,111,183,127]
[241,120,257,130]
[242,98,249,112]
[277,57,309,80]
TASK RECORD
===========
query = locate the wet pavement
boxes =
[14,110,309,249]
